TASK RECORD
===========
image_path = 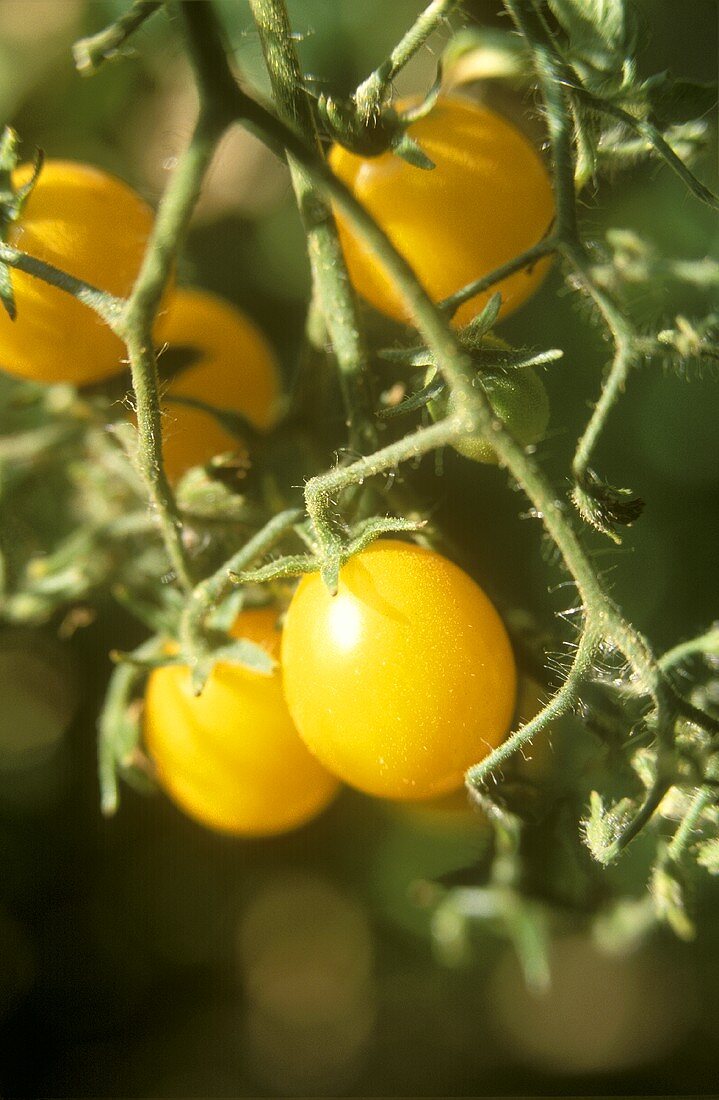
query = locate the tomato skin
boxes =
[153,288,280,481]
[281,540,517,800]
[0,160,155,384]
[143,609,339,836]
[329,97,554,327]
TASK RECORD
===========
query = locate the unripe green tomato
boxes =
[426,357,549,464]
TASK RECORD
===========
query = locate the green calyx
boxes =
[0,127,44,234]
[319,73,441,168]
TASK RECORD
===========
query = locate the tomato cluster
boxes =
[1,95,552,837]
[145,540,517,833]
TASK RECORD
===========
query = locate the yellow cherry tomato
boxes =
[153,288,281,482]
[143,609,339,836]
[329,97,554,326]
[281,540,517,800]
[0,160,156,384]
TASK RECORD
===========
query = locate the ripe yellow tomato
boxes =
[281,540,517,800]
[153,288,281,482]
[143,609,339,836]
[329,97,554,326]
[0,160,155,384]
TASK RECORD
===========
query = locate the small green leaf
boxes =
[651,863,695,940]
[696,837,719,875]
[321,552,341,595]
[376,375,445,419]
[175,467,250,522]
[346,514,426,554]
[461,292,503,342]
[391,133,435,171]
[0,260,16,320]
[582,790,636,864]
[214,637,275,675]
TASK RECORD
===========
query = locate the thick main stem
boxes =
[248,0,376,451]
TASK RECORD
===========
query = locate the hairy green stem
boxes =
[503,0,578,241]
[439,236,558,319]
[73,0,162,75]
[98,635,162,815]
[117,112,225,594]
[466,621,600,790]
[353,0,459,122]
[0,242,122,323]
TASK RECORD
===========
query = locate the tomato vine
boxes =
[1,0,718,963]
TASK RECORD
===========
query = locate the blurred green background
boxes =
[0,0,718,1095]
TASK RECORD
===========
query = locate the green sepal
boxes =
[390,133,435,171]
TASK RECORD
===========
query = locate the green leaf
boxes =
[461,292,503,342]
[214,637,275,675]
[651,863,695,940]
[548,0,629,65]
[696,837,719,875]
[391,133,435,171]
[0,260,16,320]
[582,791,636,864]
[376,375,445,420]
[175,467,251,521]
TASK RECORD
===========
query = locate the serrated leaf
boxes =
[582,790,635,864]
[188,635,274,695]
